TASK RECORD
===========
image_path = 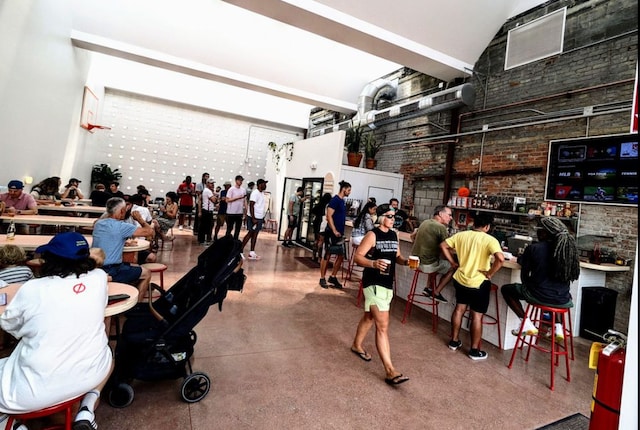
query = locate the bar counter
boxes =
[393,231,630,350]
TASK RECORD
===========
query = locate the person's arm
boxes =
[480,252,505,281]
[288,198,294,217]
[354,231,377,269]
[75,188,84,199]
[131,211,155,237]
[13,195,38,215]
[326,206,339,237]
[439,240,460,269]
[166,202,178,219]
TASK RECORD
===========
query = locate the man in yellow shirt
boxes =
[440,212,504,360]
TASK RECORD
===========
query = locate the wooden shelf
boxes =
[452,207,577,222]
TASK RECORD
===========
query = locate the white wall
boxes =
[0,0,91,186]
[268,132,345,224]
[340,165,404,207]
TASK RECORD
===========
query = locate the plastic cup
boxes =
[409,255,420,270]
[380,259,391,275]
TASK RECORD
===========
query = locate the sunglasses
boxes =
[382,213,396,219]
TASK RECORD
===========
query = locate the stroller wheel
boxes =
[108,382,135,408]
[181,372,210,403]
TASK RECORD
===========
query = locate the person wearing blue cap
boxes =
[0,180,38,217]
[0,232,113,430]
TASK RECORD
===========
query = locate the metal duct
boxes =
[354,79,397,126]
[309,82,475,137]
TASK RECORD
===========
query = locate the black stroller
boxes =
[106,236,246,408]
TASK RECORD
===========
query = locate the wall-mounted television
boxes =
[545,133,638,206]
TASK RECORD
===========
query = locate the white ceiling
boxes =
[70,0,546,127]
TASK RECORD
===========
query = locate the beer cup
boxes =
[380,259,391,275]
[409,255,420,270]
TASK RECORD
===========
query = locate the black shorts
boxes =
[287,215,298,228]
[453,279,491,314]
[179,205,193,214]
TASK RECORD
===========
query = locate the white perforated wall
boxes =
[87,90,301,199]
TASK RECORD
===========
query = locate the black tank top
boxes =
[362,228,398,290]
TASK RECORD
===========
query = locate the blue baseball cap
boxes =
[8,180,23,189]
[36,232,90,260]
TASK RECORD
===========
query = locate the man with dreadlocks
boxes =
[501,216,581,341]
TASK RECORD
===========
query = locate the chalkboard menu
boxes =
[545,133,638,206]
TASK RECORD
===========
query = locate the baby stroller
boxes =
[106,236,246,408]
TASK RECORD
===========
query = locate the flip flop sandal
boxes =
[385,374,410,385]
[351,348,372,362]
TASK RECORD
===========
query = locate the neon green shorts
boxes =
[363,284,393,312]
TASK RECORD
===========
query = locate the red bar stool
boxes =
[141,262,168,302]
[5,394,84,430]
[508,303,574,390]
[344,241,363,282]
[401,270,438,333]
[462,283,502,349]
[141,262,168,290]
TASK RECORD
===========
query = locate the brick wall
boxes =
[373,0,637,331]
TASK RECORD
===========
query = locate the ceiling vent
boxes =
[505,7,566,70]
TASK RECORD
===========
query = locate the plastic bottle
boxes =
[6,219,16,240]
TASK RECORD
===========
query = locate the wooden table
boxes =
[121,239,151,263]
[0,282,139,317]
[0,235,150,254]
[37,204,105,215]
[1,214,97,228]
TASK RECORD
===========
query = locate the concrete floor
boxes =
[93,227,594,430]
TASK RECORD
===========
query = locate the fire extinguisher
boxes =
[589,330,627,430]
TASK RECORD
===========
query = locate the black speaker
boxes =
[580,287,618,341]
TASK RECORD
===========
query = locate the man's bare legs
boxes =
[136,266,152,302]
[434,267,455,296]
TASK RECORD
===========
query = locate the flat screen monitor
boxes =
[545,133,638,206]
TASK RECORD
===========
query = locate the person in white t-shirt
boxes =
[0,232,113,430]
[241,179,267,260]
[224,175,247,240]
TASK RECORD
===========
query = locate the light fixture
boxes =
[310,162,318,170]
[23,176,33,185]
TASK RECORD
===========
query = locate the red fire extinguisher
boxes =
[589,330,627,430]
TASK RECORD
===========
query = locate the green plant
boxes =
[363,132,381,159]
[268,141,295,173]
[344,127,363,153]
[91,163,122,187]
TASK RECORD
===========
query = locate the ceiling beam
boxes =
[71,31,358,114]
[223,0,474,81]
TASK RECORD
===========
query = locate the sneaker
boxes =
[511,318,539,337]
[73,406,98,430]
[248,251,261,260]
[448,339,462,351]
[282,241,291,248]
[554,323,565,342]
[422,287,434,297]
[468,349,488,360]
[434,293,448,303]
[328,276,343,289]
[287,241,295,247]
[319,278,329,289]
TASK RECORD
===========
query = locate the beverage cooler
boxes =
[278,177,324,250]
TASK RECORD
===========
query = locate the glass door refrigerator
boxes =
[297,177,324,250]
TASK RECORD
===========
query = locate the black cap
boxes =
[69,178,81,183]
[257,179,268,186]
[235,175,244,181]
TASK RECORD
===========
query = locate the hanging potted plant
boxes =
[344,126,363,167]
[363,132,381,169]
